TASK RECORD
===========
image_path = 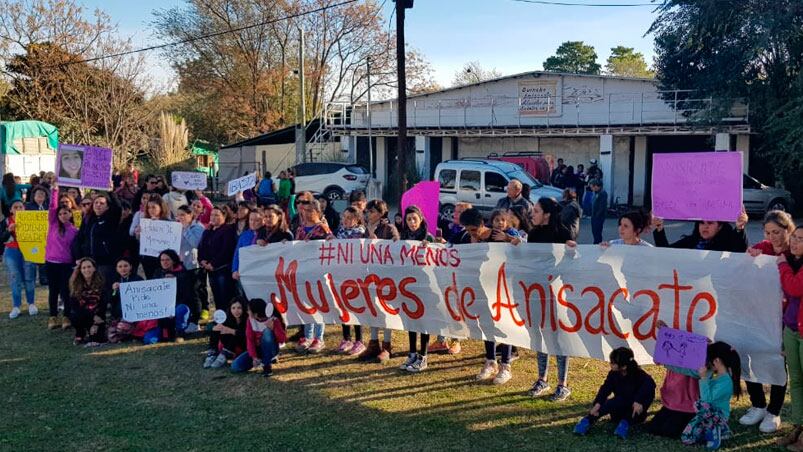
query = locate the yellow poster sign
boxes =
[73,210,82,229]
[15,211,49,264]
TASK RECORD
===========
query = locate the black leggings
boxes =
[342,325,362,342]
[70,306,105,342]
[408,332,430,355]
[46,262,73,317]
[209,331,246,355]
[646,407,695,438]
[745,381,786,416]
[485,341,512,364]
[589,395,651,424]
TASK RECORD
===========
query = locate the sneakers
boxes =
[349,341,366,356]
[210,353,227,368]
[406,354,428,372]
[550,385,571,402]
[203,353,217,368]
[47,316,59,330]
[185,323,199,334]
[493,363,512,385]
[739,407,767,426]
[428,340,449,353]
[296,338,310,352]
[308,339,325,353]
[705,426,721,450]
[448,340,462,355]
[9,307,20,319]
[759,413,781,433]
[399,353,417,370]
[614,420,629,439]
[573,417,591,436]
[528,379,551,397]
[28,304,38,316]
[359,339,381,361]
[337,339,354,353]
[476,359,499,381]
[262,364,273,377]
[61,317,71,330]
[200,309,210,321]
[377,342,392,364]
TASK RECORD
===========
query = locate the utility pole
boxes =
[367,58,374,179]
[394,0,413,196]
[295,29,307,165]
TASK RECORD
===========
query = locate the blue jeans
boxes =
[208,268,233,312]
[231,330,279,373]
[304,323,325,341]
[537,352,569,384]
[4,248,35,308]
[591,218,604,245]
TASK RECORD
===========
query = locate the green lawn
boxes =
[0,281,784,451]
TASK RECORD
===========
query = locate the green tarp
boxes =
[191,140,218,176]
[0,120,59,155]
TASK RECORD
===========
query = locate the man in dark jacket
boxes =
[589,179,607,244]
[496,179,533,214]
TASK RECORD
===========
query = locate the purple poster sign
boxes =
[651,152,743,222]
[653,327,708,370]
[56,144,113,191]
[401,181,440,236]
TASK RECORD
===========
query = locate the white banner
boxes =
[121,278,177,322]
[171,171,208,190]
[239,240,786,385]
[139,219,182,258]
[227,172,257,196]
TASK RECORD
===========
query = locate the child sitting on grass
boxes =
[204,298,247,369]
[574,347,656,439]
[231,298,287,377]
[68,258,108,347]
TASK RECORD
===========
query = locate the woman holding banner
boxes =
[1,200,38,319]
[45,186,78,330]
[294,199,332,354]
[198,207,238,312]
[652,212,748,253]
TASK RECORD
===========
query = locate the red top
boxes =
[752,240,783,256]
[4,217,18,249]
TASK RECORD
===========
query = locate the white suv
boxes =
[434,159,563,219]
[289,162,370,201]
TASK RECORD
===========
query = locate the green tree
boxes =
[452,61,503,87]
[649,0,803,204]
[605,46,654,78]
[543,41,600,75]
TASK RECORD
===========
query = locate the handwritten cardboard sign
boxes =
[121,278,177,322]
[15,211,48,264]
[56,144,113,190]
[172,171,207,191]
[401,181,440,236]
[139,218,182,258]
[653,327,709,370]
[226,172,257,197]
[652,152,743,222]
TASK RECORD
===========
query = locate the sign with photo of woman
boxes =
[56,144,113,190]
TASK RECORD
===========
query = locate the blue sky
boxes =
[78,0,659,89]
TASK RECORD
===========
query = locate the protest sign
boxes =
[240,240,785,385]
[121,278,177,322]
[139,219,182,257]
[172,171,208,191]
[227,172,257,196]
[653,327,708,370]
[401,181,440,236]
[14,211,48,264]
[73,210,82,229]
[56,144,113,190]
[652,152,743,221]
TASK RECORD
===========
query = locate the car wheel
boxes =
[324,187,344,202]
[440,204,455,222]
[768,198,788,213]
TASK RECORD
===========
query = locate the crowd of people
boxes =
[2,164,803,450]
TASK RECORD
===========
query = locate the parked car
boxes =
[743,173,795,214]
[288,162,370,201]
[434,159,563,219]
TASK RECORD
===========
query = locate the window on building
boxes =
[438,169,456,191]
[485,172,507,193]
[459,170,480,191]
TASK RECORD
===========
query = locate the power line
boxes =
[510,0,656,6]
[47,0,359,68]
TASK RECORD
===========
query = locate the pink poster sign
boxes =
[651,152,743,221]
[401,181,440,236]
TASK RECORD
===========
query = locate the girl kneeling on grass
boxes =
[398,206,434,373]
[680,342,742,450]
[231,298,287,377]
[68,258,108,347]
[574,347,656,439]
[204,297,247,369]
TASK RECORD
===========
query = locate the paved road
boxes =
[575,217,766,246]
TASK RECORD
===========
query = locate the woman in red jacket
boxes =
[741,211,794,433]
[777,226,803,450]
[231,298,286,377]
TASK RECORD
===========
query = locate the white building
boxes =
[325,71,750,207]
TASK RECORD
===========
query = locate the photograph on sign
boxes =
[56,144,113,190]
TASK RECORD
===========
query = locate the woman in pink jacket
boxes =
[46,186,79,330]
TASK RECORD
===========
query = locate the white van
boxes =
[434,159,563,219]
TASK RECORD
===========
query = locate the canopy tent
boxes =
[191,140,218,176]
[0,120,59,177]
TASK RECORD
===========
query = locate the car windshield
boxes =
[506,170,542,188]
